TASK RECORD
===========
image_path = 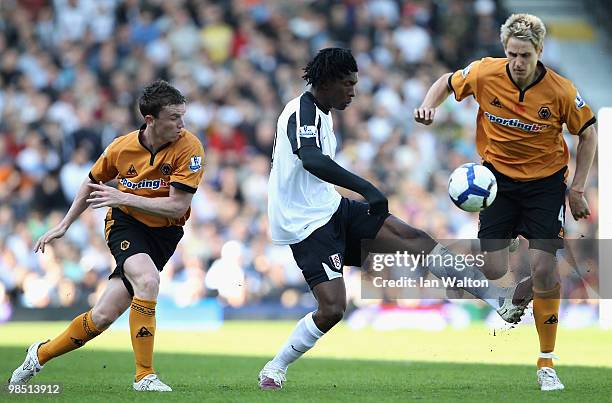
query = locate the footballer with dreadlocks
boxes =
[258,48,530,390]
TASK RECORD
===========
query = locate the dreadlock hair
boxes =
[138,80,186,118]
[302,48,358,88]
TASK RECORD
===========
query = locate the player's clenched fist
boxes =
[414,107,436,125]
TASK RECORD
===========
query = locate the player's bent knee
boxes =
[318,304,345,325]
[482,263,507,280]
[531,258,557,279]
[529,248,558,288]
[482,250,509,280]
[132,275,160,298]
[123,254,160,299]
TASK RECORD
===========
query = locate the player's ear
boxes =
[144,114,155,125]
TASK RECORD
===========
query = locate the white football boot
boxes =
[9,340,48,385]
[497,276,533,323]
[537,367,565,391]
[133,374,172,391]
[258,361,286,390]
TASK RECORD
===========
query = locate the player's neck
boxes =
[142,126,164,152]
[513,64,542,90]
[310,89,331,113]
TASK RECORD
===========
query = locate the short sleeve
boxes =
[89,140,119,183]
[562,85,596,135]
[448,59,482,102]
[170,138,205,194]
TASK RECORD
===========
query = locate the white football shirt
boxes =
[268,91,342,245]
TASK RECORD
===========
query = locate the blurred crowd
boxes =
[587,0,612,49]
[0,0,598,316]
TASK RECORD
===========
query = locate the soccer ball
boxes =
[448,163,497,212]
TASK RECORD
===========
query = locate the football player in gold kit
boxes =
[415,14,597,391]
[9,80,205,392]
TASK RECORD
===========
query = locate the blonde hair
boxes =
[500,14,546,51]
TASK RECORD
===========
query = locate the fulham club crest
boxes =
[329,253,342,271]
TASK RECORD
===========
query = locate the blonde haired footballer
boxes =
[415,13,597,391]
[9,80,205,392]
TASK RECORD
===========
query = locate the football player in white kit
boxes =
[259,48,529,390]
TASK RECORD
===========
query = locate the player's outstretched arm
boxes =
[34,177,95,253]
[87,182,193,219]
[414,72,453,125]
[298,146,388,215]
[569,124,597,220]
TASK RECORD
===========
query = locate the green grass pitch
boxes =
[1,321,611,402]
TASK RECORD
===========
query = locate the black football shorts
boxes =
[289,197,389,289]
[478,163,567,254]
[105,207,183,295]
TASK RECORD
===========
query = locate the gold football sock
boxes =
[130,297,157,382]
[533,283,560,368]
[38,310,103,365]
